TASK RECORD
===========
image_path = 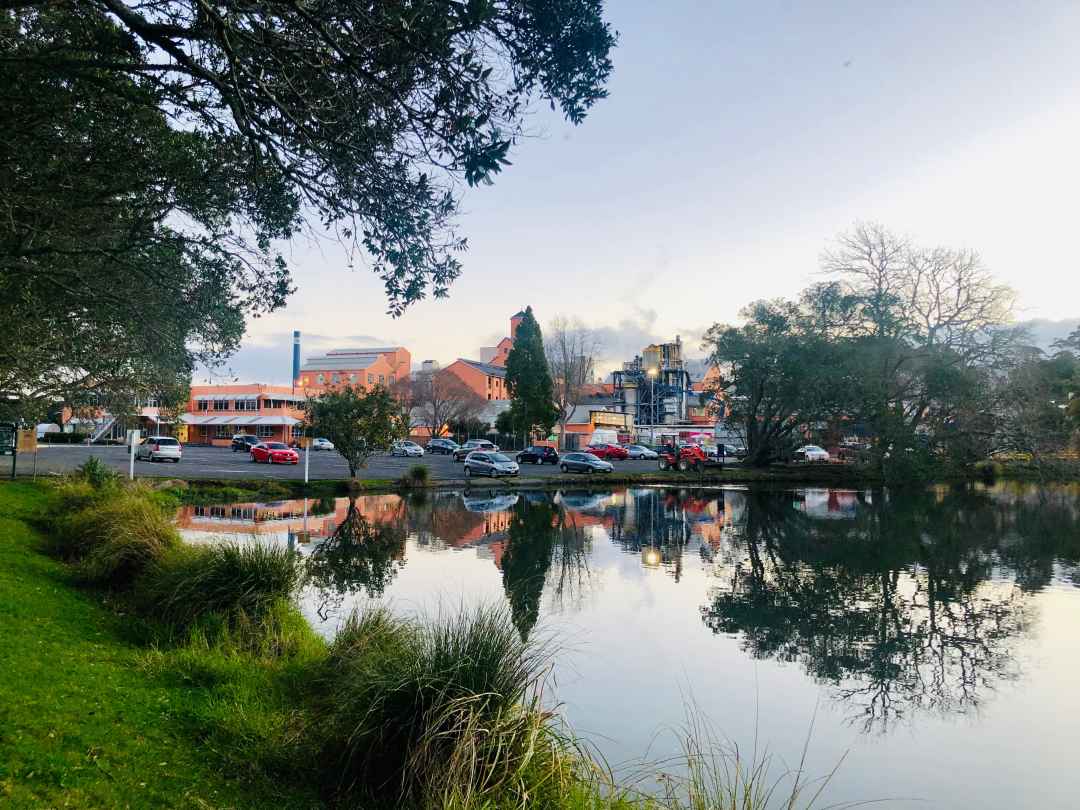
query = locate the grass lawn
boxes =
[0,481,324,809]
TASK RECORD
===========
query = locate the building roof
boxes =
[457,358,507,378]
[181,415,301,426]
[300,347,407,373]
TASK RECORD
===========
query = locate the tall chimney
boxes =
[292,331,301,383]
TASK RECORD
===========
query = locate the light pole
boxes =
[647,367,658,446]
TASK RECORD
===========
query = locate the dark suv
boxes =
[517,445,559,465]
[231,434,260,452]
[426,437,460,455]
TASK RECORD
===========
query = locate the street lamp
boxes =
[647,367,658,446]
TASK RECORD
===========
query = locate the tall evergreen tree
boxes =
[504,307,558,440]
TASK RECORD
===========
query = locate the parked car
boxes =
[464,451,519,478]
[310,437,335,451]
[793,445,830,462]
[707,444,745,461]
[585,443,629,460]
[231,434,260,452]
[560,452,614,474]
[624,444,658,460]
[250,442,299,464]
[136,435,182,463]
[390,440,425,457]
[517,445,559,465]
[426,437,460,455]
[453,439,498,462]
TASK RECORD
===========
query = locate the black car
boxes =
[426,437,460,455]
[231,434,260,452]
[516,445,559,465]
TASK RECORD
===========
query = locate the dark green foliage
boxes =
[704,299,850,467]
[504,306,559,440]
[2,2,614,405]
[305,385,405,478]
[75,456,120,489]
[136,543,303,632]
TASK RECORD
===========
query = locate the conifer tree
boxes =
[504,307,558,440]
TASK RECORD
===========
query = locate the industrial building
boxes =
[612,337,694,426]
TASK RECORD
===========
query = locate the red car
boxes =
[585,443,629,460]
[250,441,299,464]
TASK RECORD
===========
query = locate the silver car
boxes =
[390,440,425,457]
[136,435,182,463]
[625,444,658,459]
[464,451,519,478]
[310,437,335,451]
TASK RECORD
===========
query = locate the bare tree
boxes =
[545,316,603,449]
[410,370,485,440]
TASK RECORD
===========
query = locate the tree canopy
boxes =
[1,1,615,406]
[304,385,405,478]
[504,306,558,439]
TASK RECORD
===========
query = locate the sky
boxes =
[201,0,1080,386]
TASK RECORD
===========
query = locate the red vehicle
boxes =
[250,441,300,465]
[657,443,709,472]
[585,443,629,460]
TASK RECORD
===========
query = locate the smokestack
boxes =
[292,331,301,383]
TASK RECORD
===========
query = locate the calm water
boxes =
[178,483,1080,809]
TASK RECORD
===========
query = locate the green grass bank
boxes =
[1,474,843,809]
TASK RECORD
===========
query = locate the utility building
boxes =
[612,336,693,426]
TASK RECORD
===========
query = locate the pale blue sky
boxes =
[207,0,1080,385]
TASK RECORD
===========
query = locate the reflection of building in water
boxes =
[792,488,863,519]
[177,495,406,544]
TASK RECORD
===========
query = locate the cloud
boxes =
[1016,318,1079,352]
[193,330,393,385]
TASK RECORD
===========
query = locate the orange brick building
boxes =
[478,311,525,367]
[442,358,509,400]
[181,384,306,446]
[294,346,411,391]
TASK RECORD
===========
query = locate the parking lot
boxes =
[18,444,664,482]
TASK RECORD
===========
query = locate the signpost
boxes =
[0,422,15,479]
[127,429,141,480]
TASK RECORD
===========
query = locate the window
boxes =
[349,373,356,383]
[332,373,340,384]
[368,374,374,385]
[379,375,385,385]
[389,374,396,385]
[317,373,325,384]
[197,400,210,411]
[291,425,304,440]
[236,399,258,412]
[213,399,230,411]
[216,425,231,438]
[258,425,274,438]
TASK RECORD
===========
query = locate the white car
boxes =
[136,435,182,463]
[794,444,830,462]
[391,440,425,457]
[464,451,519,478]
[311,437,335,451]
[625,444,658,460]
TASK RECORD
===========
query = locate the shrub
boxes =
[76,456,120,489]
[399,463,430,488]
[136,542,303,632]
[973,459,1003,483]
[311,605,576,807]
[52,490,181,587]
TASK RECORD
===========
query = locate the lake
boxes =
[177,483,1080,809]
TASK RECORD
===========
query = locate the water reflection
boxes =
[176,483,1080,737]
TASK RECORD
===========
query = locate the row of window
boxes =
[199,425,303,439]
[195,399,297,412]
[308,372,396,387]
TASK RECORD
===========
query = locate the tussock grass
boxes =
[50,487,182,587]
[137,542,303,628]
[310,604,587,808]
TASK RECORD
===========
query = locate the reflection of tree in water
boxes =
[499,494,597,640]
[700,485,1080,733]
[306,496,407,620]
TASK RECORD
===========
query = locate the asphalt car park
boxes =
[22,444,664,481]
